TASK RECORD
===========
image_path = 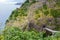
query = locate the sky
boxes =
[0,0,25,4]
[0,0,25,3]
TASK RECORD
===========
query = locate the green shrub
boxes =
[56,0,60,6]
[0,35,4,40]
[3,27,44,40]
[0,27,60,40]
[50,9,60,17]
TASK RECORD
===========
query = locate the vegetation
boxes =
[0,27,60,40]
[9,0,36,20]
[0,35,4,40]
[1,0,60,40]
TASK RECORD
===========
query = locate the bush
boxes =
[3,27,44,40]
[0,27,60,40]
[50,9,60,17]
[0,35,4,40]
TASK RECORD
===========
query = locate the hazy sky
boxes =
[0,0,25,3]
[0,0,25,4]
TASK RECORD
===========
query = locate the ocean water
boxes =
[0,0,25,31]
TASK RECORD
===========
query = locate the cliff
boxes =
[6,0,60,31]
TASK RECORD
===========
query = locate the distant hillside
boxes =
[6,0,60,31]
[15,3,22,5]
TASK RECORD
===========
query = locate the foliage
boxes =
[9,0,36,20]
[44,32,60,40]
[4,0,60,40]
[0,27,59,40]
[0,35,4,40]
[56,0,60,6]
[3,27,44,40]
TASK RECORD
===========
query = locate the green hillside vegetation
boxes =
[9,0,36,20]
[1,0,60,40]
[0,27,60,40]
[6,0,60,30]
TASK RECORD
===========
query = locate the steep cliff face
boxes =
[6,0,60,31]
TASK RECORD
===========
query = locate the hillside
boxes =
[6,0,60,31]
[0,0,60,40]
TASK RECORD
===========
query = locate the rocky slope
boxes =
[6,0,60,31]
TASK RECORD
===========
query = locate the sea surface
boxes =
[0,0,25,31]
